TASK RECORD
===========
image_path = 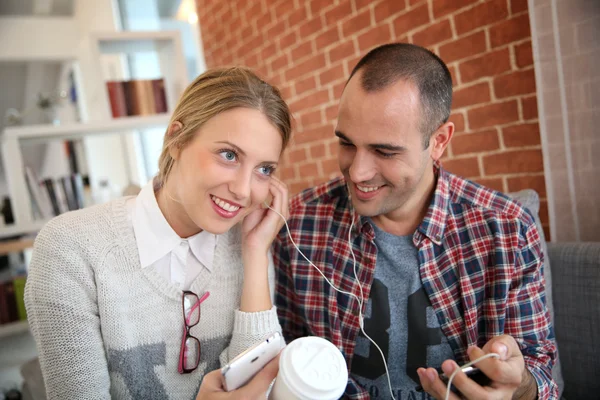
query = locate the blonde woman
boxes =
[25,67,292,400]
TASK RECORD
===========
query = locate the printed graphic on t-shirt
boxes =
[351,278,453,399]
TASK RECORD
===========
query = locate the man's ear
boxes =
[168,121,183,160]
[429,121,454,161]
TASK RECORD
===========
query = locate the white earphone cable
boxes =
[267,205,500,400]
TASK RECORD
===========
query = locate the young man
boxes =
[273,43,557,400]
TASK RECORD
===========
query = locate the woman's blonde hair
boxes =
[156,67,292,186]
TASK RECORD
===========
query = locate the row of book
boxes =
[106,78,168,118]
[0,277,26,325]
[25,167,86,220]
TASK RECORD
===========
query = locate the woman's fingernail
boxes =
[427,369,437,381]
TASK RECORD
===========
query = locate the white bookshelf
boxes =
[1,114,171,235]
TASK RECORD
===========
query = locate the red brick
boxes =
[454,0,509,35]
[320,63,345,85]
[279,84,293,100]
[468,100,519,129]
[345,54,363,75]
[439,30,487,63]
[452,130,500,155]
[412,19,453,48]
[490,14,531,48]
[256,12,272,30]
[503,122,541,147]
[342,9,372,37]
[324,0,353,25]
[299,162,320,178]
[245,2,264,21]
[267,20,286,38]
[289,147,308,163]
[310,0,333,15]
[285,53,326,81]
[521,95,538,120]
[329,40,356,64]
[325,104,338,121]
[328,140,340,157]
[292,41,313,61]
[309,142,327,158]
[261,42,277,61]
[353,0,372,13]
[511,0,528,14]
[244,52,259,68]
[448,65,458,85]
[459,48,511,83]
[357,24,393,52]
[295,76,317,95]
[409,0,427,5]
[443,157,481,178]
[270,53,289,72]
[290,181,309,195]
[322,158,340,175]
[453,82,491,109]
[289,89,330,113]
[333,81,347,99]
[295,125,335,144]
[299,17,323,38]
[494,69,537,98]
[316,26,341,49]
[475,177,505,192]
[433,0,479,19]
[483,149,544,174]
[280,166,297,181]
[374,1,407,23]
[515,40,534,68]
[450,112,466,132]
[274,1,295,19]
[287,6,308,28]
[507,174,546,197]
[300,109,323,127]
[278,31,298,49]
[393,4,430,36]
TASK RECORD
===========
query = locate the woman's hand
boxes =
[241,177,289,264]
[196,357,279,400]
[239,177,288,312]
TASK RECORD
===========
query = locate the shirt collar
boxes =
[132,180,218,269]
[416,161,450,246]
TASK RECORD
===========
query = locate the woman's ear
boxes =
[168,121,183,160]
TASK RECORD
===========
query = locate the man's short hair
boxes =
[348,43,453,148]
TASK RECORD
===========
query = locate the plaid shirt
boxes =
[273,165,557,399]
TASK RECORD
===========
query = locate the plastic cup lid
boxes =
[279,336,348,400]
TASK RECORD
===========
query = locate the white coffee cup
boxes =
[268,336,348,400]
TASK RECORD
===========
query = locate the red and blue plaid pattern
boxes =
[273,165,557,399]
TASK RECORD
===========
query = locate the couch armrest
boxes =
[546,242,600,400]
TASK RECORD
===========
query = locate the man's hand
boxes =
[416,335,537,400]
[196,356,279,400]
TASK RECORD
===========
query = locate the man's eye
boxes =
[220,150,237,161]
[339,141,353,147]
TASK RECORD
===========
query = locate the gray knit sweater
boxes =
[24,198,282,400]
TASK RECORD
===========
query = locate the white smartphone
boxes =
[221,331,282,392]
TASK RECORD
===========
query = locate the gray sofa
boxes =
[511,190,600,400]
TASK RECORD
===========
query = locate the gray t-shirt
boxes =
[350,221,455,399]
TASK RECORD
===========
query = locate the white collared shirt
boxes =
[127,180,218,290]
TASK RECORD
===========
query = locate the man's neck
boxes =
[370,169,436,237]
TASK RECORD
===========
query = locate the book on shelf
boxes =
[0,279,25,325]
[107,78,168,118]
[24,167,88,221]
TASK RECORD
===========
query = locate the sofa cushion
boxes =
[507,189,564,397]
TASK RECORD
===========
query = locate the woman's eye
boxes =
[220,150,237,162]
[259,166,274,176]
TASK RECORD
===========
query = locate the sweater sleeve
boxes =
[24,218,111,399]
[219,250,283,365]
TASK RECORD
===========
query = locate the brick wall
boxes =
[196,0,549,236]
